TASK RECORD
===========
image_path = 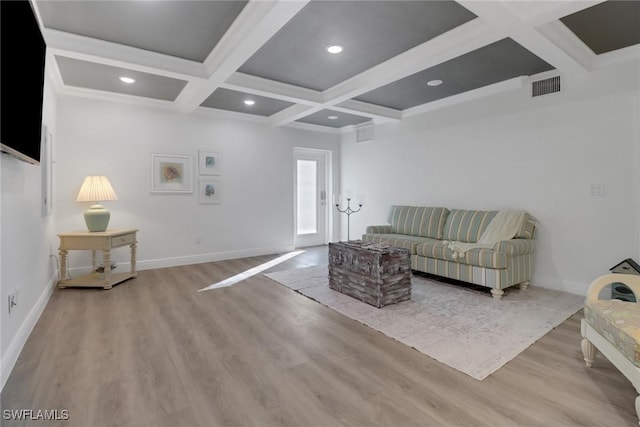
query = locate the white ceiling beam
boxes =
[510,28,592,74]
[224,72,402,122]
[43,29,207,81]
[457,1,591,75]
[268,98,401,127]
[324,18,500,104]
[222,72,323,106]
[536,21,597,72]
[284,121,341,135]
[54,81,177,111]
[193,106,269,126]
[269,104,321,127]
[334,100,402,122]
[505,1,606,28]
[271,18,502,126]
[201,1,307,77]
[45,51,66,94]
[175,0,309,113]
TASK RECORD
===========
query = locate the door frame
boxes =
[293,147,332,248]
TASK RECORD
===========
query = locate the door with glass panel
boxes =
[294,148,329,248]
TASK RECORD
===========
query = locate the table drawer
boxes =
[111,233,136,248]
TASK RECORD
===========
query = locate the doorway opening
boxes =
[293,148,331,248]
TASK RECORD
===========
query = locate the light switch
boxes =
[590,184,605,197]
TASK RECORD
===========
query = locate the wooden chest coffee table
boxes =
[328,241,411,308]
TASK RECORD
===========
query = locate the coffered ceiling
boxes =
[34,0,640,132]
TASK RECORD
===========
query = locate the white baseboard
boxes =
[1,272,57,392]
[67,245,297,276]
[532,274,588,296]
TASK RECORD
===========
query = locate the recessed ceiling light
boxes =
[427,79,443,87]
[244,99,255,106]
[328,115,338,120]
[119,76,135,84]
[326,45,343,54]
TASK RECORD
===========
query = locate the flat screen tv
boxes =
[0,0,47,165]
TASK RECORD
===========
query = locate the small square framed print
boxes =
[199,150,220,175]
[199,177,221,204]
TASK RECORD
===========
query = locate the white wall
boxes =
[1,76,58,389]
[54,96,340,272]
[340,63,640,295]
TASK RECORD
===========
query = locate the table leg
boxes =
[59,248,68,288]
[131,242,137,277]
[92,250,97,273]
[103,249,112,289]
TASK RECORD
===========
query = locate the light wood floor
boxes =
[1,246,637,426]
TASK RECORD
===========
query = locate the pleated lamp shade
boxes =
[76,176,118,232]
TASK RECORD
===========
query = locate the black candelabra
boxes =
[335,198,362,241]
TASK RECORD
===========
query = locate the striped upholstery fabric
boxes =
[414,239,451,260]
[362,233,432,252]
[389,206,449,239]
[415,240,507,269]
[366,225,393,234]
[411,252,534,290]
[463,248,507,269]
[494,239,536,256]
[442,210,497,243]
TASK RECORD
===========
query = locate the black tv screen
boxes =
[0,0,47,165]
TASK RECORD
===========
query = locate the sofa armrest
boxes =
[493,239,536,255]
[366,225,392,234]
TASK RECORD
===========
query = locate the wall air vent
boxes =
[355,122,374,143]
[531,75,561,97]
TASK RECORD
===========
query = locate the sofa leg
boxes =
[581,338,597,368]
[519,281,530,290]
[491,287,504,300]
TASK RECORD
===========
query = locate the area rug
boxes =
[264,266,584,380]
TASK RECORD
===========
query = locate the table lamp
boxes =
[76,176,118,232]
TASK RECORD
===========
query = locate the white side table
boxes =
[58,229,138,289]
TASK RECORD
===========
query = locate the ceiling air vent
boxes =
[355,122,374,143]
[531,75,561,97]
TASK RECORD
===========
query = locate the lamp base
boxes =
[84,204,110,232]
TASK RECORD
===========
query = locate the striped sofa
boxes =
[362,206,536,299]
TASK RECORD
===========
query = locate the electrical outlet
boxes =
[590,184,605,197]
[8,292,17,314]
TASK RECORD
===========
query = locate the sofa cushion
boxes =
[389,206,449,239]
[366,225,393,234]
[442,210,497,243]
[585,299,640,367]
[362,233,432,254]
[415,240,507,269]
